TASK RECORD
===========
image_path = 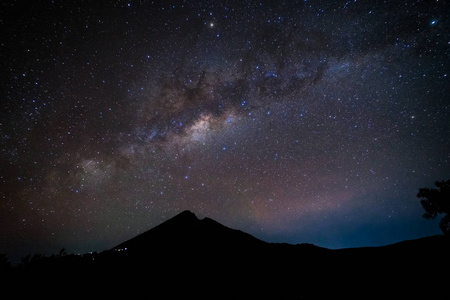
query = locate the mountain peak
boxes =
[173,210,198,220]
[160,210,199,228]
[112,210,265,253]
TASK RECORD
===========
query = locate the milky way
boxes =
[1,0,449,261]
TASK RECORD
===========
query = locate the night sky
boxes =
[1,0,449,262]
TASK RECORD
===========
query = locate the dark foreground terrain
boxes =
[2,211,449,298]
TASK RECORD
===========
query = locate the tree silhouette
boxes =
[417,180,450,235]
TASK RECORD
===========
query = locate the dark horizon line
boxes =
[2,209,445,266]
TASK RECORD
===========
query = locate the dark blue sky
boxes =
[1,0,448,262]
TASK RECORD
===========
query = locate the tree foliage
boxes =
[417,180,450,235]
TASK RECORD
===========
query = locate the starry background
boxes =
[1,0,449,262]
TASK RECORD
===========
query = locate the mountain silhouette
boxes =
[113,210,266,254]
[108,210,449,298]
[3,210,450,298]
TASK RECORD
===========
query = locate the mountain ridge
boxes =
[4,210,449,298]
[113,209,447,253]
[112,210,267,256]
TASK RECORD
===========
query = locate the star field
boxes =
[1,0,449,261]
